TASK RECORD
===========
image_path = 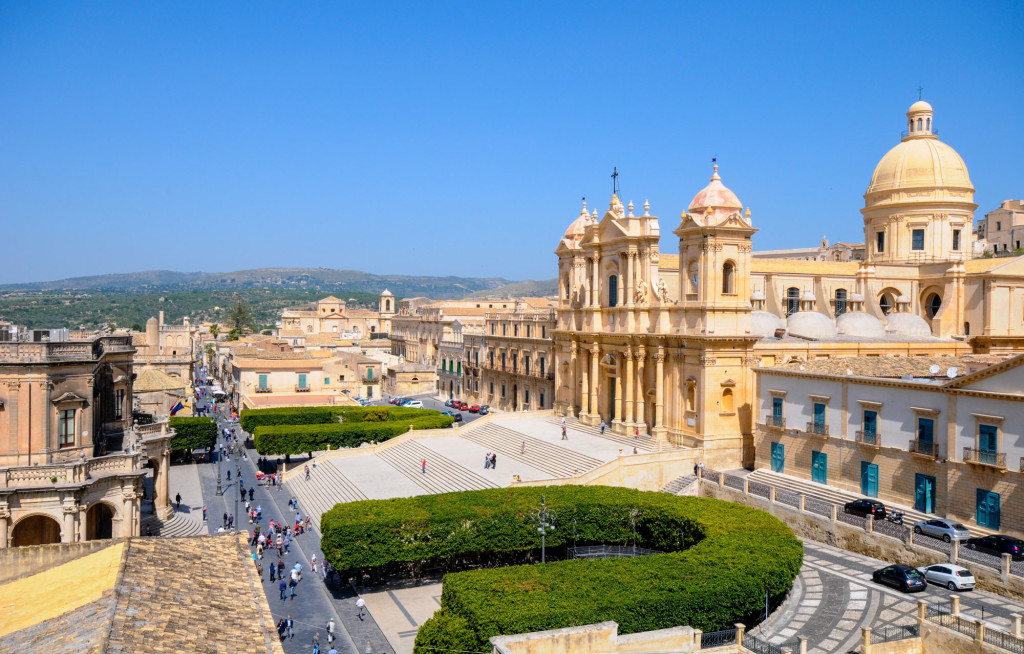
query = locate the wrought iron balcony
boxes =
[963,447,1006,469]
[856,430,880,448]
[805,421,829,437]
[763,414,785,430]
[909,439,939,458]
[294,385,310,392]
[255,386,273,393]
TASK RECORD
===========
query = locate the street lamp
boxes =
[530,495,556,563]
[215,433,223,496]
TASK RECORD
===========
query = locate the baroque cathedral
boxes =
[553,101,1024,469]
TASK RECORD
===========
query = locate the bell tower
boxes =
[674,165,757,335]
[378,289,395,335]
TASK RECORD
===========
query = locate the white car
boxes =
[916,563,975,591]
[403,400,424,408]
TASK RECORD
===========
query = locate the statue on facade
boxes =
[635,279,649,305]
[657,276,670,304]
[571,284,579,304]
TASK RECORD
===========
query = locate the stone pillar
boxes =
[624,348,634,428]
[41,381,53,456]
[589,344,600,422]
[734,624,745,644]
[799,495,807,512]
[7,382,19,455]
[0,505,9,548]
[798,637,807,654]
[613,358,623,426]
[635,348,646,431]
[976,619,986,644]
[830,504,838,521]
[860,628,871,654]
[568,342,578,418]
[951,595,960,616]
[78,504,88,542]
[626,251,635,307]
[1011,614,1022,637]
[950,539,959,564]
[653,347,666,438]
[83,378,95,452]
[62,504,77,543]
[917,600,928,630]
[866,514,874,534]
[591,255,600,307]
[1002,553,1012,582]
[580,349,590,417]
[157,447,172,520]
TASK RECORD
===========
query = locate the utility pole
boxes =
[531,495,556,563]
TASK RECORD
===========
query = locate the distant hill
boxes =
[0,268,555,329]
[465,278,557,299]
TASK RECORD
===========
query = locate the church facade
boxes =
[554,101,1024,470]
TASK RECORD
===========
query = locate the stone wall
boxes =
[0,539,120,585]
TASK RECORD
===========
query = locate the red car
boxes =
[468,405,481,413]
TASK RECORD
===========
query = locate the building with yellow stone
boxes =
[554,100,1023,471]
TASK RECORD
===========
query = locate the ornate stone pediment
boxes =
[52,391,87,405]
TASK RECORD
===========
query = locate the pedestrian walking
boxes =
[326,618,336,643]
[561,416,566,428]
[228,513,234,529]
[311,554,318,574]
[279,579,287,601]
[202,506,207,521]
[521,441,526,454]
[270,562,276,582]
[227,469,231,481]
[484,452,491,469]
[277,559,285,579]
[600,420,606,434]
[249,487,255,501]
[491,453,497,469]
[257,561,263,580]
[223,512,228,528]
[356,597,366,620]
[277,619,287,639]
[634,426,639,439]
[312,633,321,654]
[422,458,427,474]
[561,426,567,440]
[286,615,294,639]
[175,492,182,511]
[289,576,297,599]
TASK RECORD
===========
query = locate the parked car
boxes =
[389,396,403,405]
[872,565,927,593]
[916,564,975,591]
[913,519,971,543]
[456,401,468,410]
[451,412,463,422]
[444,399,453,407]
[843,499,887,520]
[964,535,1024,561]
[479,407,490,415]
[468,405,481,413]
[403,400,424,408]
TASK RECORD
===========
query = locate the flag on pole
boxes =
[170,401,184,416]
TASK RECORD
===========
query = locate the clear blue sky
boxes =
[2,2,1022,284]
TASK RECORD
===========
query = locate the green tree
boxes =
[227,328,241,341]
[227,301,252,334]
[209,323,220,338]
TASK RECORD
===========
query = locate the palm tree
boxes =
[209,324,220,338]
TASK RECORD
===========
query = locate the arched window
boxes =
[722,388,734,412]
[688,261,699,293]
[386,299,391,311]
[964,322,970,335]
[925,293,942,319]
[909,119,914,133]
[917,117,923,131]
[564,275,571,300]
[722,262,735,294]
[786,287,800,316]
[926,117,931,131]
[686,380,696,412]
[880,292,895,315]
[608,275,619,307]
[834,289,848,316]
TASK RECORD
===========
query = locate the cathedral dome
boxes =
[837,312,886,338]
[865,102,973,199]
[563,204,589,245]
[786,311,837,340]
[885,313,932,338]
[751,310,784,338]
[688,164,746,224]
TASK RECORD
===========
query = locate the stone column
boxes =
[626,251,635,307]
[83,378,95,452]
[653,347,666,439]
[62,503,77,543]
[0,505,9,548]
[591,255,600,306]
[580,349,590,417]
[624,347,634,428]
[41,381,53,456]
[157,447,172,519]
[568,341,578,418]
[613,353,623,426]
[635,348,646,430]
[7,382,19,455]
[78,504,88,542]
[590,344,600,422]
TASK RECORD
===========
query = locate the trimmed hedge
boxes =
[239,407,334,433]
[250,406,454,455]
[318,486,801,652]
[168,417,218,451]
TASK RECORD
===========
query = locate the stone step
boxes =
[546,417,672,452]
[376,440,498,495]
[660,474,697,495]
[463,424,603,478]
[141,510,208,538]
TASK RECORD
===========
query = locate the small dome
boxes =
[786,311,837,340]
[896,294,912,304]
[750,289,766,301]
[146,317,158,325]
[885,313,932,337]
[380,288,394,297]
[837,312,886,338]
[751,311,784,338]
[688,164,745,225]
[908,100,933,113]
[800,291,816,302]
[849,292,864,302]
[563,205,589,245]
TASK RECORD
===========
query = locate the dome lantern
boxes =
[905,100,935,139]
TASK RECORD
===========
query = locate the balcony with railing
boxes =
[255,386,274,393]
[856,430,880,448]
[763,414,785,430]
[805,421,829,438]
[294,384,310,392]
[963,447,1006,470]
[909,439,939,458]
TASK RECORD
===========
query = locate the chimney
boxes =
[158,310,165,327]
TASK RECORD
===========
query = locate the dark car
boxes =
[479,407,490,415]
[872,565,927,593]
[844,499,887,519]
[452,412,463,422]
[964,535,1024,561]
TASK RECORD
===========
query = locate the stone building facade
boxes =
[0,333,173,548]
[471,299,556,411]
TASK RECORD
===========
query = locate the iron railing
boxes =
[806,421,829,436]
[742,633,783,654]
[764,414,785,429]
[964,447,1006,468]
[294,384,310,392]
[255,386,273,393]
[700,629,737,649]
[856,430,879,447]
[870,623,919,644]
[909,439,939,458]
[985,627,1024,654]
[567,545,662,559]
[930,613,977,639]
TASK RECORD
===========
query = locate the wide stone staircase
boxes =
[376,440,498,495]
[461,423,603,478]
[287,458,368,534]
[546,416,675,452]
[659,474,698,496]
[141,510,208,537]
